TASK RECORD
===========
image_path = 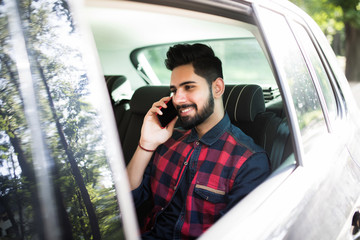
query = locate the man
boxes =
[127,43,270,239]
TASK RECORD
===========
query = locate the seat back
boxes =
[105,76,132,144]
[223,84,292,171]
[223,84,270,147]
[223,84,266,123]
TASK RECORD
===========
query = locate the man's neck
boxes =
[195,110,224,139]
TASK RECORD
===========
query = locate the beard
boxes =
[177,90,214,130]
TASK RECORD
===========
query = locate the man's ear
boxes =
[212,77,225,99]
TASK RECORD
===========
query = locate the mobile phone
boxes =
[157,98,178,128]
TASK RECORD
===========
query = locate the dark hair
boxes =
[165,43,223,85]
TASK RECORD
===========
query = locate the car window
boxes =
[306,16,348,117]
[131,38,276,87]
[292,22,337,123]
[0,1,126,239]
[256,7,327,142]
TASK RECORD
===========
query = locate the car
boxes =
[1,0,360,239]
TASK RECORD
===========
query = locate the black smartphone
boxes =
[157,98,178,128]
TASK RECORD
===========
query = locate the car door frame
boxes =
[200,0,360,239]
[251,1,360,239]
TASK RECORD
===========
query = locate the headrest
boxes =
[223,84,265,122]
[105,75,127,92]
[130,86,171,114]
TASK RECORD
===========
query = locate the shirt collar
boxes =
[186,113,230,146]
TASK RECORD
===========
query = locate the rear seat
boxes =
[109,83,292,171]
[223,84,293,171]
[106,75,131,142]
[109,83,293,227]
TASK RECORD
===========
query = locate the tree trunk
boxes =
[36,60,101,239]
[0,110,44,240]
[345,22,360,82]
[11,154,25,240]
[0,196,20,239]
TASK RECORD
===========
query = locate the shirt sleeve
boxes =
[220,152,270,216]
[131,159,153,208]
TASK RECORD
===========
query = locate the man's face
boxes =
[170,64,214,130]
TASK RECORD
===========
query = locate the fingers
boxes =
[150,96,172,115]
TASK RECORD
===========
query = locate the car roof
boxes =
[85,1,257,52]
[83,0,262,83]
[84,0,309,77]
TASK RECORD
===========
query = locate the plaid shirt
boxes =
[133,113,270,239]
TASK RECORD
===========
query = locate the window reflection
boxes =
[257,8,326,139]
[0,0,124,239]
[292,22,337,121]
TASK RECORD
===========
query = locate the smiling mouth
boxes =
[177,104,196,115]
[180,107,192,113]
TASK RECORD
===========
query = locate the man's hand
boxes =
[127,96,178,190]
[139,96,178,151]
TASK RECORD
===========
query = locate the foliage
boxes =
[289,0,344,39]
[290,0,360,37]
[0,0,124,239]
[331,0,360,28]
[289,0,360,82]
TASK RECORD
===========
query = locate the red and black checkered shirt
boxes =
[133,114,270,239]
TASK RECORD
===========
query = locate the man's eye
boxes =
[185,85,194,90]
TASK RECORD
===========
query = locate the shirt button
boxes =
[184,161,188,165]
[161,207,164,211]
[174,186,177,190]
[195,141,199,146]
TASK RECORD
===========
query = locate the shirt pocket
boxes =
[194,184,226,204]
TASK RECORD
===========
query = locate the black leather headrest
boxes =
[223,84,265,122]
[130,86,171,114]
[105,75,127,92]
[105,75,128,104]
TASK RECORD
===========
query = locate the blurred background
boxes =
[289,0,360,106]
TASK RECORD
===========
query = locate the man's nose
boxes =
[172,90,186,105]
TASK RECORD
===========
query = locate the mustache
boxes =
[176,104,197,111]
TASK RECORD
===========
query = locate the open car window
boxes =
[130,38,276,87]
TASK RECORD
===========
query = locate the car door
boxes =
[201,1,360,239]
[0,0,138,239]
[251,1,360,239]
[287,10,360,240]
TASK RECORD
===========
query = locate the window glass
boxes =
[257,7,326,140]
[133,38,276,87]
[1,0,125,239]
[308,19,347,115]
[292,22,337,122]
[0,6,34,239]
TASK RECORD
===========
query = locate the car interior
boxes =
[86,0,294,226]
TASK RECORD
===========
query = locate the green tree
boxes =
[0,7,46,238]
[1,0,124,239]
[19,0,102,238]
[290,0,360,82]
